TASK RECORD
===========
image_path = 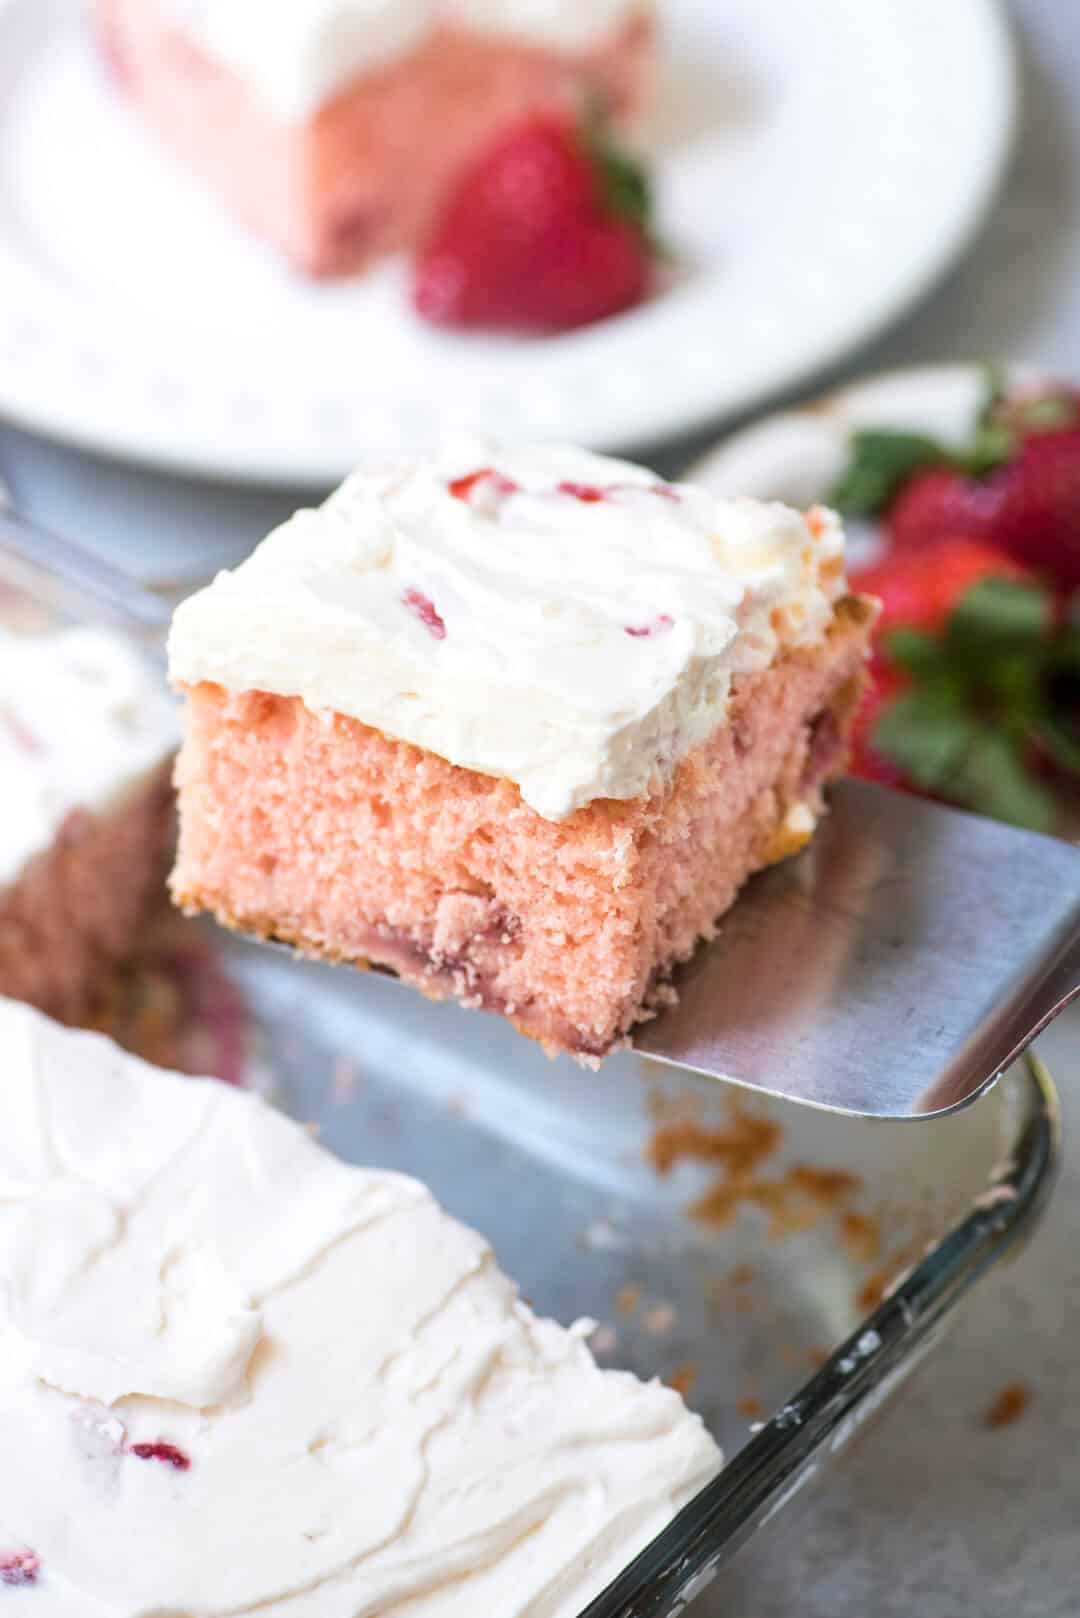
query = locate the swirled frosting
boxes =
[169,441,849,821]
[165,0,648,122]
[0,626,177,888]
[0,1000,720,1616]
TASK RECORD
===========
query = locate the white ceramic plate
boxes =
[0,0,1014,487]
[684,361,1034,568]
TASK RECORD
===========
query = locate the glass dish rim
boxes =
[577,1051,1060,1616]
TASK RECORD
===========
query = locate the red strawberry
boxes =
[129,1441,191,1471]
[884,467,1000,556]
[413,115,654,334]
[989,429,1080,593]
[855,538,1031,639]
[848,664,910,789]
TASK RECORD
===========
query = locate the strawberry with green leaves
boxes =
[856,539,1032,641]
[829,371,1080,830]
[831,373,1080,596]
[413,110,656,335]
[852,540,1079,831]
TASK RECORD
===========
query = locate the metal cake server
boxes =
[635,779,1080,1119]
[6,506,1078,1123]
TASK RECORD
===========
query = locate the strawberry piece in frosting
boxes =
[448,469,520,511]
[624,614,674,638]
[0,1551,41,1587]
[401,589,447,640]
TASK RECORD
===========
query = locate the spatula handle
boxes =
[0,504,170,632]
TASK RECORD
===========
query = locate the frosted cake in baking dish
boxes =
[0,997,720,1613]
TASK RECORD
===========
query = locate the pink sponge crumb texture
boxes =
[92,0,654,277]
[172,600,873,1061]
[0,765,174,1026]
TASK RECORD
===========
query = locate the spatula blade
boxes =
[634,780,1080,1119]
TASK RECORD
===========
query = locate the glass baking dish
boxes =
[0,508,1062,1618]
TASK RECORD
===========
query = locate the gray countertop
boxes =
[722,1004,1080,1618]
[2,1,1078,1611]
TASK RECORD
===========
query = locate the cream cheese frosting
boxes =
[169,441,849,821]
[165,0,437,123]
[0,1000,721,1616]
[0,625,177,889]
[164,0,647,122]
[448,0,646,53]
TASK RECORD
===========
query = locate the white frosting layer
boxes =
[0,626,178,889]
[0,1000,720,1617]
[166,0,436,122]
[165,0,645,121]
[449,0,644,52]
[170,442,848,821]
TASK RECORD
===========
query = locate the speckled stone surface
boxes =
[2,3,1079,1612]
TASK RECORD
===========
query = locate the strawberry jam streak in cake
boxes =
[169,443,874,1062]
[0,626,176,1025]
[0,1001,719,1615]
[92,0,654,276]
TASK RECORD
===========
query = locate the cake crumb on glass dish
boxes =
[168,441,875,1063]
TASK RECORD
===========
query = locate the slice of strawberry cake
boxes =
[93,0,654,276]
[0,624,177,1025]
[168,443,874,1062]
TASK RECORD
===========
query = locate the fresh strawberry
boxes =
[413,114,654,334]
[830,371,1076,524]
[848,665,911,790]
[828,373,1080,828]
[855,539,1031,639]
[989,429,1080,594]
[851,541,1068,830]
[884,468,999,556]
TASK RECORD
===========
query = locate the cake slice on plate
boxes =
[169,443,874,1062]
[0,998,720,1613]
[93,0,654,275]
[0,624,176,1024]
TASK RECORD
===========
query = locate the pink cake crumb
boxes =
[171,598,873,1061]
[0,765,174,1027]
[92,0,654,276]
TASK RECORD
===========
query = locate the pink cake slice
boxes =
[93,0,654,276]
[0,625,177,1026]
[168,446,875,1062]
